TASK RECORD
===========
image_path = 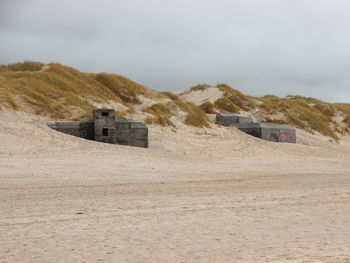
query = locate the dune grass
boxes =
[143,103,175,127]
[174,100,210,128]
[161,91,179,100]
[216,84,256,111]
[0,61,45,72]
[258,96,340,140]
[0,62,160,120]
[333,103,350,127]
[214,97,240,113]
[199,101,216,114]
[1,62,350,139]
[189,84,211,92]
[144,116,176,127]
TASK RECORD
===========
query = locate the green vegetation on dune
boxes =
[257,96,344,140]
[193,83,349,140]
[214,97,240,113]
[174,100,210,128]
[0,61,45,72]
[215,84,256,111]
[143,99,211,128]
[0,62,160,119]
[197,84,256,114]
[333,103,350,128]
[1,61,350,140]
[143,103,175,127]
[199,101,216,114]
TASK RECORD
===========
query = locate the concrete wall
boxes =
[93,109,116,144]
[216,113,252,126]
[115,120,148,148]
[47,121,94,140]
[238,127,262,139]
[79,121,94,140]
[47,122,82,138]
[260,125,296,143]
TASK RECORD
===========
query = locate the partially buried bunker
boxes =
[215,112,296,143]
[48,109,148,148]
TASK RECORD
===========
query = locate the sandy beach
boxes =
[1,110,350,263]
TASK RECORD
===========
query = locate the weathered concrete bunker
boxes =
[215,113,296,143]
[48,109,148,148]
[215,113,253,126]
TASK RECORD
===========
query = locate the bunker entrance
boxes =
[102,128,109,136]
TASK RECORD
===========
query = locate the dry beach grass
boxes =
[1,62,350,141]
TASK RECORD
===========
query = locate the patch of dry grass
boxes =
[333,103,350,128]
[0,62,163,120]
[216,84,256,111]
[189,84,211,92]
[143,103,173,116]
[161,91,179,100]
[143,103,175,127]
[144,116,175,127]
[199,102,216,114]
[174,100,210,128]
[214,97,240,113]
[1,62,350,138]
[258,96,340,141]
[0,61,45,72]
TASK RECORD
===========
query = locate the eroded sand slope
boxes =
[1,111,350,263]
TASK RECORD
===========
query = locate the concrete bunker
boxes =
[215,113,296,143]
[215,113,253,126]
[48,109,148,148]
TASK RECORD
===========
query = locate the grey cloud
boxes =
[1,0,350,102]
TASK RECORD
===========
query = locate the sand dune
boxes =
[1,110,350,262]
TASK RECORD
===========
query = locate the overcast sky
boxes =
[1,0,350,102]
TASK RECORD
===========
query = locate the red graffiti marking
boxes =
[280,133,293,143]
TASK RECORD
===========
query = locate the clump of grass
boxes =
[216,84,256,111]
[333,103,350,128]
[258,96,281,114]
[161,91,179,100]
[95,72,165,104]
[115,110,127,117]
[143,103,173,116]
[314,103,336,121]
[0,61,45,72]
[95,73,141,104]
[263,117,287,125]
[4,93,19,110]
[199,101,216,114]
[175,100,210,128]
[283,109,307,130]
[287,95,322,104]
[214,97,240,113]
[189,84,211,92]
[261,95,280,99]
[143,103,175,127]
[344,116,350,127]
[144,116,175,127]
[334,103,350,115]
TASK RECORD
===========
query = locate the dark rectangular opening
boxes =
[101,111,109,117]
[102,128,109,136]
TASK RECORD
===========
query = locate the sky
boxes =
[1,0,350,103]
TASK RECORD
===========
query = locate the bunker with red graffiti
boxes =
[233,123,296,143]
[215,113,296,143]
